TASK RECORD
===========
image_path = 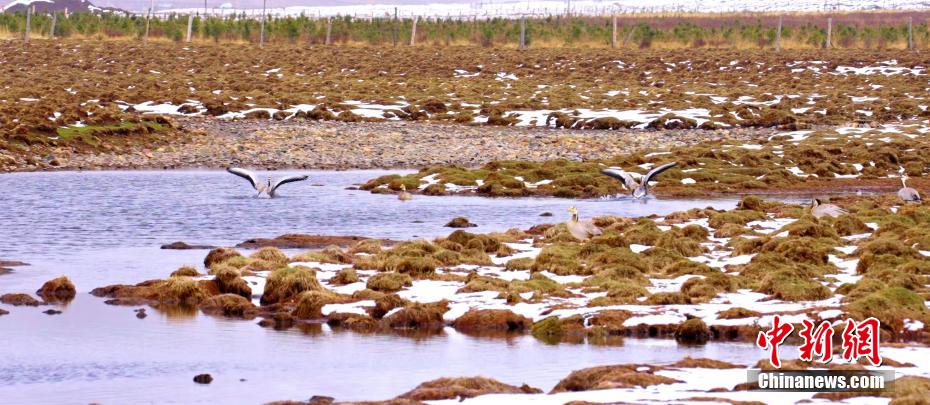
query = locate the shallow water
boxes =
[0,296,768,404]
[0,170,791,404]
[0,170,770,293]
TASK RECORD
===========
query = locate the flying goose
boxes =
[567,206,602,241]
[811,198,847,218]
[398,184,412,201]
[601,162,677,199]
[898,175,921,203]
[227,167,308,198]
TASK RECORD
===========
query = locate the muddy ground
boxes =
[7,118,766,171]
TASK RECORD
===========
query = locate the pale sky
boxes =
[98,0,450,11]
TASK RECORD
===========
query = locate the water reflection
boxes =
[0,170,783,404]
[0,296,767,404]
[0,170,783,293]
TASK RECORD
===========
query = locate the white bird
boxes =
[811,198,847,218]
[226,167,308,198]
[601,162,677,199]
[567,206,602,241]
[898,175,921,203]
[398,184,412,201]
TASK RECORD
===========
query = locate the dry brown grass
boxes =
[550,364,682,393]
[451,309,532,334]
[396,376,541,401]
[35,276,76,303]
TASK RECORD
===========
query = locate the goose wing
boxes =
[270,175,309,194]
[582,220,603,236]
[600,168,639,190]
[642,162,678,185]
[227,167,259,190]
[813,204,847,218]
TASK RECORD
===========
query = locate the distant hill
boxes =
[2,0,125,13]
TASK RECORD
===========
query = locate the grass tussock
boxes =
[675,318,711,344]
[260,265,323,305]
[170,265,201,277]
[550,364,682,393]
[199,294,258,319]
[845,287,930,336]
[250,247,290,265]
[329,268,360,285]
[452,309,533,334]
[291,290,347,319]
[36,276,76,303]
[381,300,449,330]
[203,247,243,269]
[366,272,414,292]
[397,377,542,401]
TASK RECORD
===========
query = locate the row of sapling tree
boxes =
[1,9,926,49]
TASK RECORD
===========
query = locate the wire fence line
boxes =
[3,5,926,50]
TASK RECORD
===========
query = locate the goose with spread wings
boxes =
[601,162,677,199]
[227,168,309,198]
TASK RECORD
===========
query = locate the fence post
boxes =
[49,12,57,39]
[410,15,418,46]
[519,15,526,50]
[775,15,782,51]
[144,0,153,46]
[186,14,194,42]
[24,5,32,43]
[325,16,332,45]
[259,0,266,48]
[392,7,398,47]
[825,17,832,49]
[611,14,617,48]
[908,16,914,50]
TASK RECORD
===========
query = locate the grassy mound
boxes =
[213,266,252,298]
[291,290,346,319]
[199,294,258,319]
[260,266,324,305]
[397,377,541,401]
[381,300,449,330]
[329,268,360,285]
[0,293,40,306]
[203,247,243,269]
[452,309,532,334]
[36,276,76,303]
[366,272,413,292]
[845,287,930,335]
[675,318,710,344]
[170,265,201,277]
[550,364,682,393]
[91,277,215,306]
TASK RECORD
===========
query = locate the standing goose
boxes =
[567,206,602,241]
[898,175,921,203]
[398,184,412,201]
[601,162,677,199]
[227,167,309,198]
[811,198,847,218]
